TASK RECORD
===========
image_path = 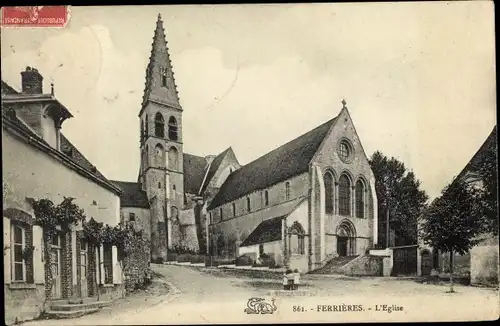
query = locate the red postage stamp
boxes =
[1,6,70,28]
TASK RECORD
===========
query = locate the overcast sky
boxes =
[1,3,496,200]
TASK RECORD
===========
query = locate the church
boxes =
[113,14,379,272]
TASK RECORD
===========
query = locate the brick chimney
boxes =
[21,66,43,94]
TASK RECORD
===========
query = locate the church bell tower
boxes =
[138,14,184,262]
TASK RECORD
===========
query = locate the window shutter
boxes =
[112,246,121,284]
[33,225,44,284]
[72,231,77,285]
[4,217,11,284]
[99,245,105,285]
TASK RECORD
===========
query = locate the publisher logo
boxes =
[1,6,69,28]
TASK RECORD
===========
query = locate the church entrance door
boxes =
[337,237,348,256]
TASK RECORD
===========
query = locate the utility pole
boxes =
[386,199,390,248]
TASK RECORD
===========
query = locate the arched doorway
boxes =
[336,221,356,256]
[421,250,432,276]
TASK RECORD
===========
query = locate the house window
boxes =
[129,212,136,222]
[246,197,251,212]
[355,180,365,218]
[264,191,269,206]
[158,182,161,189]
[80,239,88,279]
[103,244,113,284]
[11,223,26,282]
[232,203,236,217]
[324,172,334,214]
[285,182,290,200]
[259,244,264,255]
[168,116,178,141]
[154,112,165,138]
[339,174,351,216]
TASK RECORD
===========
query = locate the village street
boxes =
[21,264,499,325]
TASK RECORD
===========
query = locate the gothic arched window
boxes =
[285,182,291,200]
[145,114,149,137]
[232,203,236,217]
[168,116,178,141]
[154,112,165,138]
[289,222,305,255]
[339,174,351,216]
[355,180,365,218]
[155,143,164,167]
[324,172,334,214]
[264,190,269,206]
[246,197,251,212]
[167,146,179,171]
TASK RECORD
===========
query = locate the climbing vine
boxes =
[32,197,86,234]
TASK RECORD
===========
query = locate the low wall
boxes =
[339,254,383,276]
[4,284,45,325]
[470,242,499,286]
[369,249,393,277]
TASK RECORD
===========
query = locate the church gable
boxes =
[200,147,240,195]
[312,103,373,180]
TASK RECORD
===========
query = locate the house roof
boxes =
[457,125,497,181]
[2,108,121,195]
[240,215,284,247]
[1,80,18,95]
[2,80,119,195]
[183,153,208,195]
[60,134,109,183]
[110,181,149,208]
[208,116,338,210]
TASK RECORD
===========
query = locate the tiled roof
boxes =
[110,181,149,208]
[240,215,284,247]
[1,80,18,95]
[2,108,120,195]
[183,153,208,195]
[199,147,231,194]
[457,125,497,180]
[208,116,338,210]
[60,134,109,183]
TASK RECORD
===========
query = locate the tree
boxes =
[369,151,429,247]
[419,178,487,292]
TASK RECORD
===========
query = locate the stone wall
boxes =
[122,232,151,293]
[470,236,499,286]
[4,284,45,326]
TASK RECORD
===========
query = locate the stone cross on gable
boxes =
[342,99,347,109]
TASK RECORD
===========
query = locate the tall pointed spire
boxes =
[140,13,182,115]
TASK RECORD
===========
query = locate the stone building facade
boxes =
[207,104,379,272]
[2,73,125,324]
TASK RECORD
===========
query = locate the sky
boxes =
[1,3,496,200]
